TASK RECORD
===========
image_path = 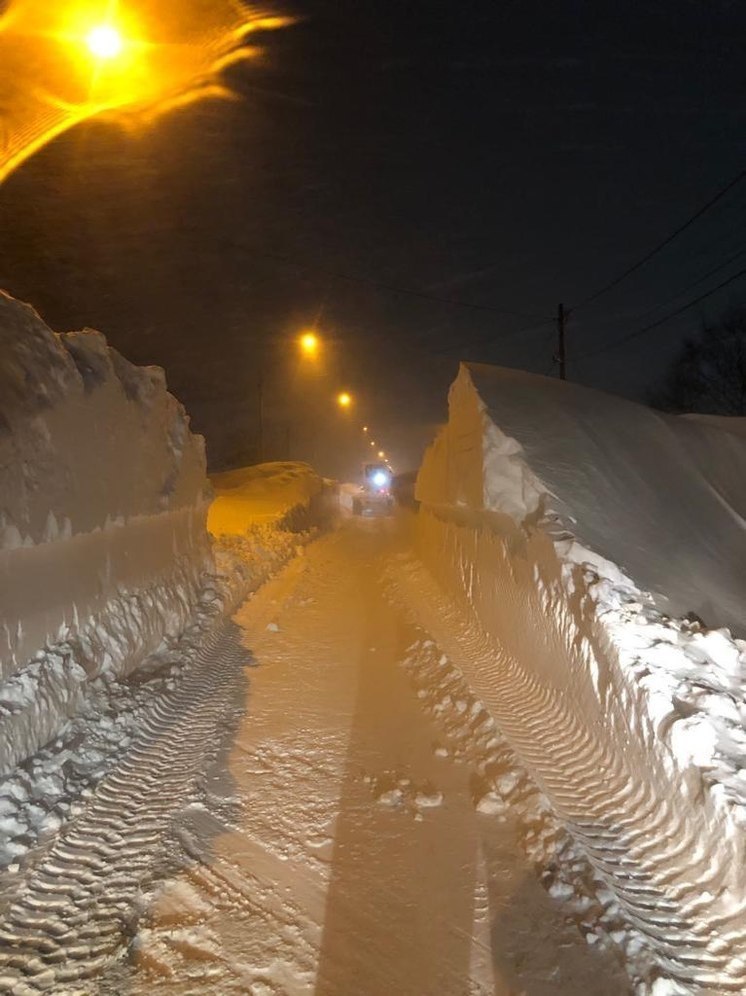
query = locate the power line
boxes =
[229,243,548,321]
[571,166,746,313]
[575,265,746,362]
[633,244,746,323]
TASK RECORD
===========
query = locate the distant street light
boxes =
[378,450,385,458]
[299,331,320,358]
[370,440,375,447]
[337,391,352,409]
[363,426,368,433]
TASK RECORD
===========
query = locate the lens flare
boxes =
[0,2,290,184]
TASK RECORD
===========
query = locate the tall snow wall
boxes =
[413,362,746,990]
[0,291,212,774]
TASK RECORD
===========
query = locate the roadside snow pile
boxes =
[207,460,338,598]
[208,461,333,535]
[0,291,212,775]
[0,518,308,877]
[413,362,746,992]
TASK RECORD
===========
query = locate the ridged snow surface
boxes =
[208,461,333,536]
[0,291,212,773]
[415,362,746,991]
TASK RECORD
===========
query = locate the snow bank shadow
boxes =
[479,846,631,996]
[313,629,478,995]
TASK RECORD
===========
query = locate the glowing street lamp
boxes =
[337,391,352,409]
[86,25,124,60]
[370,440,375,447]
[299,331,320,358]
[363,426,368,433]
[0,3,290,186]
[378,450,385,458]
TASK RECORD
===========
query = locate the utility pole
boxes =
[557,302,567,380]
[257,365,264,462]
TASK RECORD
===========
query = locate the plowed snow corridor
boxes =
[0,524,630,995]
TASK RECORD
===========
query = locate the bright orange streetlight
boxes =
[337,391,352,409]
[86,24,124,60]
[0,2,290,186]
[378,450,385,458]
[299,331,320,357]
[363,426,368,432]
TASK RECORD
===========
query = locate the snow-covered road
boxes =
[115,522,629,994]
[1,522,633,994]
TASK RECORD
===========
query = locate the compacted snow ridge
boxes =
[412,362,746,991]
[0,618,251,993]
[209,461,335,535]
[0,516,324,992]
[390,624,666,993]
[0,291,212,772]
[0,560,205,779]
[0,517,319,882]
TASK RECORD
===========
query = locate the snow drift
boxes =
[413,362,746,991]
[0,291,212,774]
[208,461,335,536]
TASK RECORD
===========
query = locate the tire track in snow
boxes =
[0,619,251,994]
[390,552,746,992]
[392,632,656,987]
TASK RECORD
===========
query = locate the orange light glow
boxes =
[86,24,124,60]
[299,331,320,357]
[378,450,385,458]
[337,391,352,409]
[0,2,291,184]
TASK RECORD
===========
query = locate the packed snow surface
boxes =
[415,362,746,990]
[208,461,327,534]
[92,526,632,995]
[0,291,211,773]
[0,495,656,993]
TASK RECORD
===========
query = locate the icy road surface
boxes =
[1,523,630,994]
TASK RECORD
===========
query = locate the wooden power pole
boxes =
[557,302,567,380]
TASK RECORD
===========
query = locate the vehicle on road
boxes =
[352,463,395,516]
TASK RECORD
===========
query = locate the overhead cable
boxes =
[571,166,746,313]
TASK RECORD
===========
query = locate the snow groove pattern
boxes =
[395,636,657,985]
[394,537,746,993]
[0,618,250,994]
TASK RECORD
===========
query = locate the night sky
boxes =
[1,0,745,475]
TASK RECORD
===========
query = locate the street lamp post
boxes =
[258,329,325,462]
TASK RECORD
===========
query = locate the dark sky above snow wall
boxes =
[1,0,745,476]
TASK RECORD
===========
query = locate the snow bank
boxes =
[0,291,212,774]
[208,461,335,535]
[413,362,746,991]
